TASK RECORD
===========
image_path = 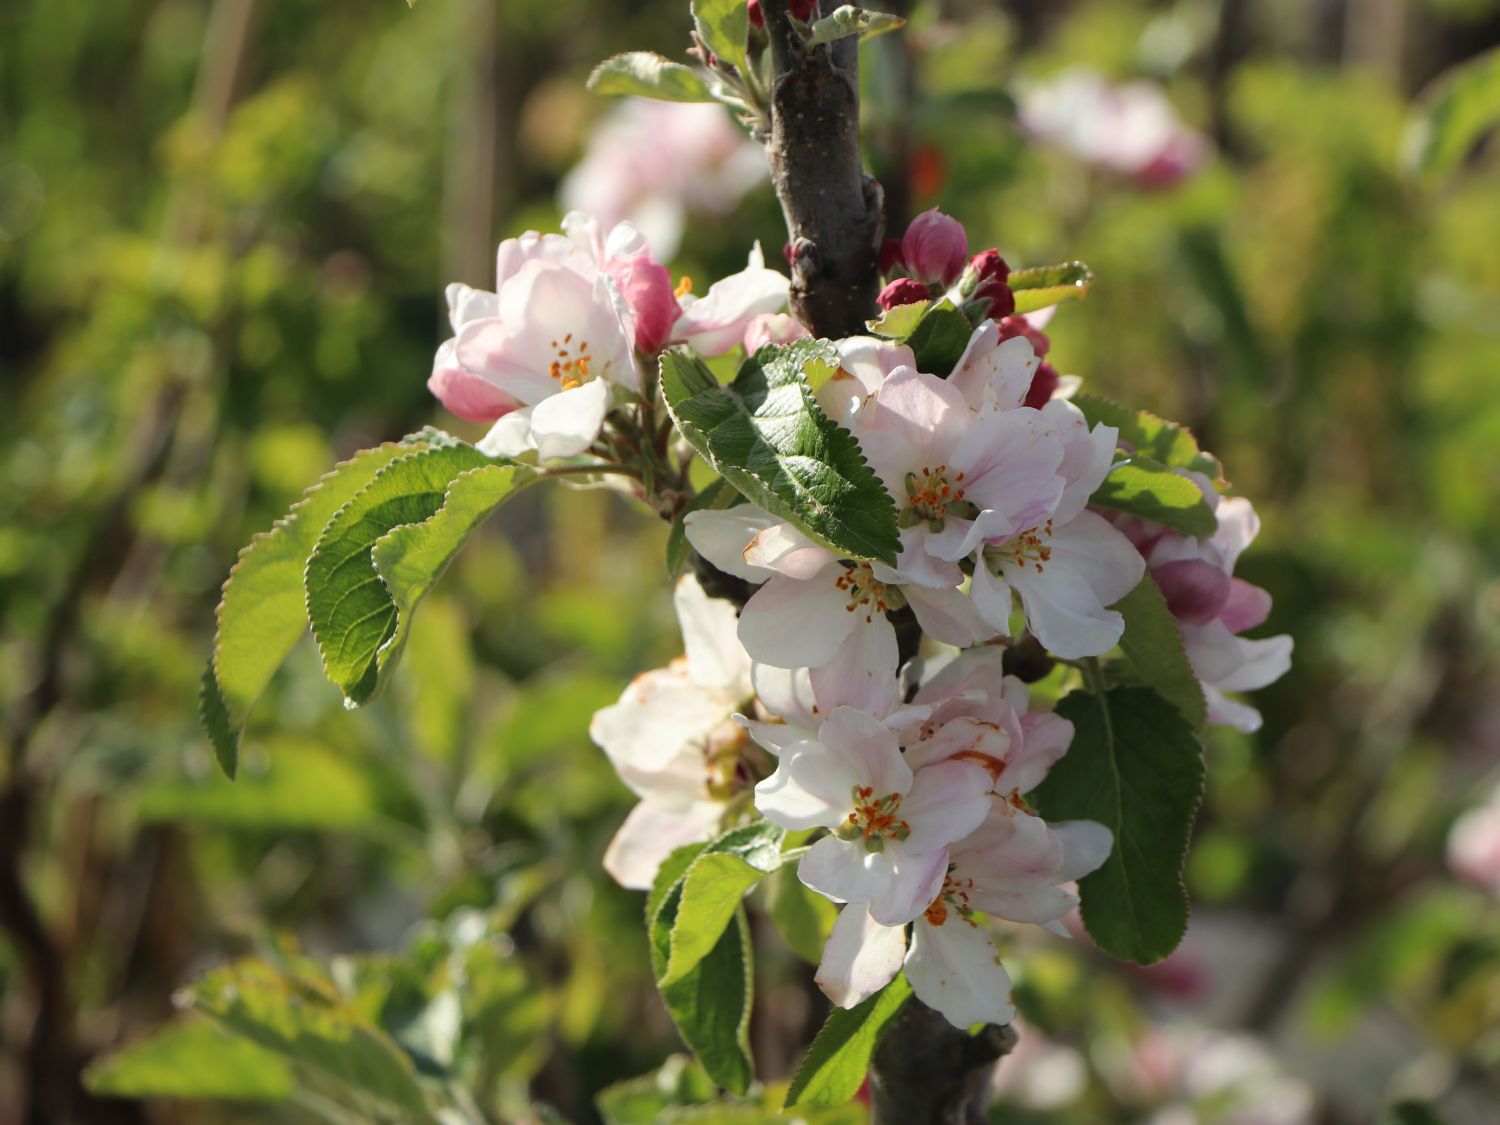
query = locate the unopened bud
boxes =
[1024,361,1059,409]
[900,208,968,286]
[748,0,764,28]
[969,248,1010,284]
[877,277,930,310]
[975,279,1015,318]
[880,238,906,277]
[997,314,1049,358]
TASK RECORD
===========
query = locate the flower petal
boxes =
[906,916,1016,1028]
[815,903,907,1009]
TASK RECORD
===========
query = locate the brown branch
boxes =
[871,1000,1018,1124]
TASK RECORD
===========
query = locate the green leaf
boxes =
[660,342,900,565]
[1030,686,1205,964]
[866,299,931,339]
[84,1018,293,1100]
[667,477,740,575]
[201,443,408,777]
[1090,456,1217,537]
[765,866,837,964]
[1071,394,1222,481]
[649,846,756,1093]
[596,1056,719,1125]
[692,0,749,75]
[588,52,718,103]
[1112,577,1207,730]
[1403,46,1500,182]
[785,974,911,1108]
[187,958,438,1121]
[305,446,529,705]
[805,5,906,48]
[903,299,973,378]
[1008,261,1093,315]
[662,823,785,986]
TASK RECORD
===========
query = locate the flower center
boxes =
[899,465,977,532]
[835,786,911,852]
[547,332,593,390]
[923,869,978,927]
[994,519,1054,573]
[703,719,757,802]
[833,563,904,623]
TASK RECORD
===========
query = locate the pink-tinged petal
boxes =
[528,378,610,460]
[893,525,968,586]
[673,243,790,356]
[454,319,560,404]
[1201,684,1264,732]
[953,407,1066,544]
[1218,578,1272,633]
[856,367,969,485]
[799,835,898,905]
[816,903,907,1008]
[605,250,678,353]
[1447,793,1500,895]
[960,814,1077,924]
[1008,712,1075,795]
[901,208,968,285]
[477,408,535,457]
[1154,559,1232,625]
[743,312,810,354]
[808,617,900,718]
[906,916,1015,1029]
[743,523,834,580]
[604,798,723,890]
[1042,399,1119,524]
[867,847,951,926]
[496,228,595,285]
[445,282,499,331]
[1182,622,1293,693]
[950,323,1038,412]
[682,507,780,582]
[1052,819,1114,882]
[738,716,804,757]
[750,662,818,731]
[899,760,993,851]
[737,572,863,668]
[755,742,861,830]
[913,646,1010,714]
[1210,496,1260,570]
[675,574,752,697]
[818,705,912,797]
[428,341,523,423]
[1001,511,1146,659]
[589,665,728,786]
[969,561,1016,635]
[904,716,1012,776]
[907,584,1001,648]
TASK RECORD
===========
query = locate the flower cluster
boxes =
[428,207,1292,1030]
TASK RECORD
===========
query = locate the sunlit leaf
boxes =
[1090,455,1217,537]
[785,974,911,1108]
[1071,394,1223,482]
[662,822,785,986]
[1008,261,1093,315]
[84,1018,292,1100]
[1404,46,1500,182]
[588,52,718,103]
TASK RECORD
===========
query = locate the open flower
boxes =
[589,575,756,889]
[755,706,992,925]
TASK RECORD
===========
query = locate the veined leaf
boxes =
[866,299,931,339]
[660,341,900,565]
[187,958,438,1121]
[692,0,749,75]
[1112,577,1207,730]
[1072,394,1223,482]
[765,866,837,964]
[1090,456,1217,537]
[305,445,526,705]
[588,52,717,103]
[1031,686,1205,964]
[661,822,785,986]
[649,861,755,1093]
[785,974,911,1108]
[1008,261,1093,315]
[84,1018,292,1100]
[1404,46,1500,183]
[201,442,410,778]
[903,299,973,378]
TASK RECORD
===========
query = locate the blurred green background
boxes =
[3,0,1499,1121]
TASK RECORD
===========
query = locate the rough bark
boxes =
[756,6,1013,1119]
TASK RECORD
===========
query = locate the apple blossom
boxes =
[1447,784,1500,897]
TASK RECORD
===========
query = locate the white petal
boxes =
[949,323,1037,412]
[753,734,868,831]
[807,614,900,718]
[528,378,610,460]
[900,760,993,852]
[589,665,728,786]
[798,834,896,905]
[683,507,780,582]
[906,917,1016,1028]
[1042,399,1118,524]
[817,706,912,797]
[477,408,536,457]
[1052,819,1114,882]
[750,662,819,730]
[603,799,723,890]
[737,573,861,669]
[867,847,951,926]
[675,574,752,696]
[906,584,1000,648]
[815,903,907,1008]
[673,245,790,356]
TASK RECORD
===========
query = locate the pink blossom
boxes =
[743,312,810,354]
[1448,785,1500,896]
[901,208,969,286]
[428,284,523,423]
[877,277,930,310]
[605,251,677,353]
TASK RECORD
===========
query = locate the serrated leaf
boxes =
[785,974,911,1108]
[692,0,749,75]
[1112,577,1207,730]
[596,1056,719,1124]
[370,462,537,695]
[1030,686,1205,964]
[1090,456,1217,537]
[202,443,409,778]
[660,341,900,565]
[1071,394,1222,481]
[903,299,973,378]
[765,866,836,964]
[1403,46,1500,183]
[83,1018,293,1100]
[661,823,785,986]
[866,299,931,339]
[187,958,438,1121]
[304,444,499,705]
[1008,261,1093,315]
[805,5,906,48]
[588,52,718,103]
[667,477,741,575]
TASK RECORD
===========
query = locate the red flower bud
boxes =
[969,248,1010,284]
[900,207,968,286]
[748,0,765,28]
[879,238,906,277]
[996,314,1049,358]
[877,277,930,310]
[975,279,1014,318]
[790,0,818,20]
[1024,360,1059,409]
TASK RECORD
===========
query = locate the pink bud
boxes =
[1024,360,1058,409]
[743,312,811,354]
[1218,578,1273,634]
[901,208,968,286]
[976,280,1015,318]
[969,248,1010,285]
[748,0,764,27]
[877,277,930,310]
[606,252,678,354]
[1153,559,1232,625]
[428,358,523,424]
[879,238,906,276]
